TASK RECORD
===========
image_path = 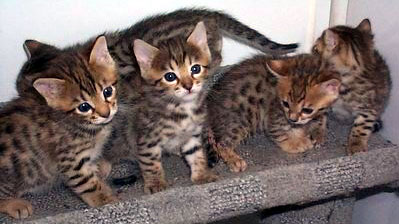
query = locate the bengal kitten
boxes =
[312,19,391,154]
[124,21,218,193]
[19,8,298,95]
[207,54,341,172]
[17,8,298,190]
[0,36,118,219]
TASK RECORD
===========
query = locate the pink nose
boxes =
[183,84,192,92]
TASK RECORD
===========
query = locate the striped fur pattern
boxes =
[127,22,218,194]
[207,54,341,172]
[312,19,391,154]
[0,37,118,219]
[15,7,298,186]
[105,8,298,78]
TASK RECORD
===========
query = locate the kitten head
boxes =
[267,55,341,125]
[24,36,118,125]
[133,21,211,102]
[312,19,374,73]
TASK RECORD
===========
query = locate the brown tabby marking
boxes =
[312,19,391,154]
[207,54,340,172]
[0,36,118,219]
[132,22,217,193]
[16,8,298,186]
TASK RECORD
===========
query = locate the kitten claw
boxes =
[0,199,33,219]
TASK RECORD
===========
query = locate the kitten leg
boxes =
[97,158,112,179]
[181,137,218,184]
[0,198,33,219]
[208,129,247,172]
[347,111,377,154]
[272,128,314,153]
[308,115,327,148]
[64,159,117,207]
[138,145,167,194]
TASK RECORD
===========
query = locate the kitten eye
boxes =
[302,108,314,114]
[282,101,289,108]
[103,86,113,98]
[164,72,177,82]
[78,102,92,113]
[191,64,201,75]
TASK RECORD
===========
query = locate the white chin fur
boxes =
[295,119,311,125]
[92,109,117,125]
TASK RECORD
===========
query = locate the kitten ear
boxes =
[320,78,341,95]
[133,39,160,74]
[187,21,211,59]
[266,59,289,79]
[357,19,372,33]
[89,36,115,69]
[33,78,66,108]
[23,40,54,59]
[324,30,339,51]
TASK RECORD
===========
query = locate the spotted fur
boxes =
[0,36,118,219]
[312,19,391,154]
[126,22,218,194]
[207,54,341,172]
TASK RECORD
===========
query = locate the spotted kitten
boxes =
[16,8,298,182]
[312,19,391,154]
[0,36,118,219]
[127,22,218,193]
[18,8,298,95]
[207,54,341,172]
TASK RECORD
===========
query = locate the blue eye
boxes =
[78,102,92,113]
[191,64,201,75]
[103,86,113,98]
[164,72,177,82]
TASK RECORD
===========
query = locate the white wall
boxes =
[346,1,399,224]
[346,0,399,145]
[0,0,331,102]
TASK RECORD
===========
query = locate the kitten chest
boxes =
[162,102,205,154]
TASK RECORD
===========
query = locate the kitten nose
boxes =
[183,83,193,92]
[288,115,298,123]
[97,107,110,118]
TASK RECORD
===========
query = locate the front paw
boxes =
[226,156,248,173]
[192,170,218,184]
[81,182,118,207]
[144,179,168,194]
[347,140,368,155]
[279,136,314,153]
[0,199,33,219]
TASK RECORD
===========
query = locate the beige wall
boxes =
[0,0,331,102]
[347,2,399,224]
[346,1,399,144]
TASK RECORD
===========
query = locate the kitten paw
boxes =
[227,157,248,173]
[192,171,218,184]
[0,198,33,219]
[347,142,368,155]
[81,182,118,207]
[279,137,314,153]
[144,179,168,194]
